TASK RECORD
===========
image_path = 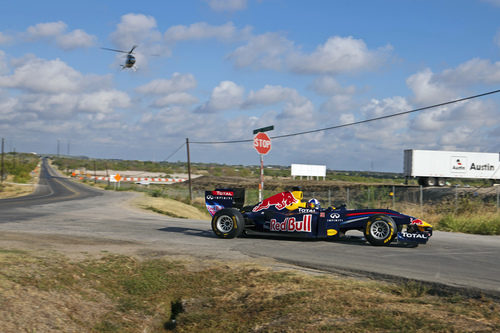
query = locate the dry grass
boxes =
[0,175,37,199]
[131,193,211,220]
[1,249,499,332]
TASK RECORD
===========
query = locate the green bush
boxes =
[437,214,500,235]
[3,153,39,184]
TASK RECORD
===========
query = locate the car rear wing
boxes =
[205,188,245,216]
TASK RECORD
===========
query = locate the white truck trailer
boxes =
[404,149,500,186]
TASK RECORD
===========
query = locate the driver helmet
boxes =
[308,198,320,209]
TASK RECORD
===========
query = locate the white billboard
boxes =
[291,164,326,180]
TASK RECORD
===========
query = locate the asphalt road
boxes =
[1,160,499,298]
[0,158,102,208]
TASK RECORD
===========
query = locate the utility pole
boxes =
[57,140,60,157]
[186,138,192,203]
[496,185,499,212]
[105,163,110,187]
[1,138,4,187]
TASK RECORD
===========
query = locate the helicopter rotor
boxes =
[101,45,137,54]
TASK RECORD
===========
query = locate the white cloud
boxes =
[0,57,84,93]
[320,95,354,113]
[197,81,245,112]
[138,106,217,141]
[339,113,355,125]
[311,77,357,113]
[280,96,315,120]
[288,36,391,75]
[136,73,198,108]
[403,59,500,152]
[0,55,130,132]
[208,80,245,111]
[410,106,452,131]
[136,73,197,95]
[406,68,456,105]
[495,29,500,47]
[0,32,12,44]
[228,32,294,70]
[358,96,411,139]
[481,0,500,6]
[243,85,298,108]
[25,21,96,49]
[437,58,500,86]
[56,29,96,50]
[77,90,131,114]
[411,99,494,133]
[439,126,475,147]
[407,59,500,110]
[27,21,67,38]
[152,92,199,108]
[204,0,248,12]
[242,85,317,130]
[310,76,356,96]
[164,22,251,43]
[0,51,8,75]
[110,13,162,49]
[228,34,391,75]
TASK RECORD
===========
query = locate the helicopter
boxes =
[101,45,138,70]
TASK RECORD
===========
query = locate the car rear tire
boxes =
[365,215,397,246]
[211,208,245,239]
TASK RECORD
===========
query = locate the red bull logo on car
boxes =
[270,215,312,232]
[252,191,298,212]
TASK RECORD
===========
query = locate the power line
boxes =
[163,142,186,161]
[190,88,500,144]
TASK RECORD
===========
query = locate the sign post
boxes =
[253,128,273,202]
[110,173,122,190]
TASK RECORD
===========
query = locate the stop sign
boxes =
[253,132,271,155]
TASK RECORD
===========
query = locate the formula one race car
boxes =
[205,188,432,246]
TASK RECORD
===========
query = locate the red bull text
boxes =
[252,192,298,212]
[270,215,312,232]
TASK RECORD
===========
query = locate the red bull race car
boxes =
[205,188,432,246]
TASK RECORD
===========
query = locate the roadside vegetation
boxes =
[422,197,500,235]
[0,153,39,198]
[0,152,39,183]
[1,249,499,332]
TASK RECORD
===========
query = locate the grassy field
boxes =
[0,249,499,332]
[2,157,500,331]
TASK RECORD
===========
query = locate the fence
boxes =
[129,182,500,213]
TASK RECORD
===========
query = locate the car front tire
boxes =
[365,215,397,246]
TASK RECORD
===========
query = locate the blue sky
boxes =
[1,0,500,172]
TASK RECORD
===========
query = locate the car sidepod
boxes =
[244,208,321,238]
